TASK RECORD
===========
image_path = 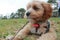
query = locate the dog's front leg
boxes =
[37,33,56,40]
[37,29,57,40]
[13,23,32,40]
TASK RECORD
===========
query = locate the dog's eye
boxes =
[33,6,39,10]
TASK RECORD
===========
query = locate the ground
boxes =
[0,17,60,40]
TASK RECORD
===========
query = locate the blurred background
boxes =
[0,0,59,19]
[0,0,60,40]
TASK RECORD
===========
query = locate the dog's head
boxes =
[25,1,52,22]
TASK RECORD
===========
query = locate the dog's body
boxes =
[13,1,57,40]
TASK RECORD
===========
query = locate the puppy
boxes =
[13,1,57,40]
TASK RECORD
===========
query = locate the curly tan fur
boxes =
[13,1,57,40]
[41,2,52,21]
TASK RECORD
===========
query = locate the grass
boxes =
[0,19,27,38]
[0,17,60,40]
[50,17,60,40]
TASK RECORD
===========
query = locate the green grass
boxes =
[0,17,60,40]
[50,17,60,40]
[0,19,27,38]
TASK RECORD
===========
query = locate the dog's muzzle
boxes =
[26,12,30,16]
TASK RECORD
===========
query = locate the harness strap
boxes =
[28,32,42,36]
[45,21,50,33]
[29,21,50,36]
[32,24,40,32]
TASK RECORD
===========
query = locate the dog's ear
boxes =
[41,3,52,21]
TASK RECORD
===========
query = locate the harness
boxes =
[45,21,50,33]
[28,21,50,36]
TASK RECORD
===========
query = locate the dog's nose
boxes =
[26,12,30,16]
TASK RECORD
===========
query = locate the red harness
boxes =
[32,24,40,32]
[29,21,50,36]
